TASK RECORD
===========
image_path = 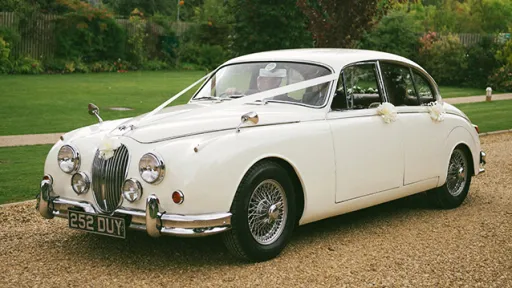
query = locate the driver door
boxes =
[328,62,404,203]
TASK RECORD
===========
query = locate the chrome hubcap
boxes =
[248,179,287,245]
[447,150,468,196]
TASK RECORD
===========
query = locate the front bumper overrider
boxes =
[36,178,232,237]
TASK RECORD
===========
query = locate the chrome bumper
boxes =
[36,180,232,237]
[479,150,486,174]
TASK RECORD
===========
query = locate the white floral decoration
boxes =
[98,136,121,160]
[376,102,397,124]
[426,101,446,122]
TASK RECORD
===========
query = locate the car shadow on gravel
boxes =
[58,192,436,266]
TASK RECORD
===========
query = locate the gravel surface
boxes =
[1,133,511,287]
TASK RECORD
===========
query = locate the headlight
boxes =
[71,172,90,194]
[139,153,165,184]
[122,179,143,202]
[57,145,80,173]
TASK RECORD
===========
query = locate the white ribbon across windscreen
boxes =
[136,72,338,126]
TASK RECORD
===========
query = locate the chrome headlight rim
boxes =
[57,145,80,174]
[122,178,143,203]
[71,171,90,195]
[139,152,165,184]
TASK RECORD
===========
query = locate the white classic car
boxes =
[37,49,486,262]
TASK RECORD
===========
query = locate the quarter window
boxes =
[412,71,435,104]
[380,63,419,106]
[334,63,383,110]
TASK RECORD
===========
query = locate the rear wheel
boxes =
[428,147,472,209]
[222,161,296,262]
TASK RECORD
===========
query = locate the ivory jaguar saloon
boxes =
[37,49,486,262]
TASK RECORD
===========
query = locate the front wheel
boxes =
[428,147,472,209]
[222,161,296,262]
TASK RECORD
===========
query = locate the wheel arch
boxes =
[440,126,479,186]
[243,156,306,224]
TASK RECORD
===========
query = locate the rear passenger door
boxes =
[379,61,442,185]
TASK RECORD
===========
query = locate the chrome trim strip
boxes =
[131,121,300,144]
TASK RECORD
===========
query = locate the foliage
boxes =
[0,37,11,73]
[418,32,467,85]
[297,0,407,48]
[192,0,234,24]
[0,27,21,47]
[410,0,512,34]
[126,9,148,67]
[103,0,174,16]
[54,0,126,62]
[9,56,44,74]
[488,65,512,92]
[142,59,170,71]
[464,36,503,87]
[496,37,512,67]
[229,0,312,55]
[178,43,228,70]
[359,9,422,60]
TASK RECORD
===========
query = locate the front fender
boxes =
[147,121,336,216]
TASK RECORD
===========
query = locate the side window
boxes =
[412,71,435,104]
[380,62,419,106]
[343,63,383,109]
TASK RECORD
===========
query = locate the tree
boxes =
[229,0,313,56]
[359,9,423,61]
[296,0,408,48]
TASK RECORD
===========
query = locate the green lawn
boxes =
[439,86,505,98]
[454,99,512,133]
[0,71,206,136]
[0,144,52,204]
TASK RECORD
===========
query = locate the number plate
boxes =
[68,210,126,239]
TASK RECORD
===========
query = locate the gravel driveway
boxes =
[1,133,511,287]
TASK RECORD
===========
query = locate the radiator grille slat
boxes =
[91,145,129,213]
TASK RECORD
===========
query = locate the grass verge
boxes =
[0,144,52,204]
[455,99,512,133]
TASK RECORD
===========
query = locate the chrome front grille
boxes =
[91,145,129,213]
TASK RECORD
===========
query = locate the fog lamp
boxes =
[71,172,90,194]
[122,179,143,202]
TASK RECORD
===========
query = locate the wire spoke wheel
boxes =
[446,149,468,197]
[248,179,288,245]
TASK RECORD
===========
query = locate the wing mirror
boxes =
[236,111,259,133]
[88,103,103,123]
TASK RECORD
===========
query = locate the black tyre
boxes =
[222,161,297,262]
[428,147,472,209]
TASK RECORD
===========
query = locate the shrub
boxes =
[10,56,44,74]
[178,43,229,70]
[464,36,503,87]
[418,32,468,85]
[142,59,169,71]
[126,9,148,67]
[0,37,11,73]
[44,58,67,74]
[0,27,21,48]
[488,65,512,92]
[89,61,116,72]
[54,0,126,62]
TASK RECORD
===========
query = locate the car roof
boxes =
[224,48,423,73]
